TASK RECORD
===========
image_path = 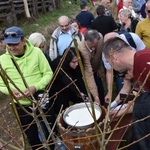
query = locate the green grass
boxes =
[20,3,81,36]
[0,0,95,37]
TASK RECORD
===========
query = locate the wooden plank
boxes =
[0,0,55,23]
[0,2,9,5]
[15,10,25,14]
[106,114,132,150]
[0,5,11,10]
[0,13,8,18]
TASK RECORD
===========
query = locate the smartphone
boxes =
[120,93,135,102]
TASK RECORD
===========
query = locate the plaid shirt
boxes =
[105,8,112,16]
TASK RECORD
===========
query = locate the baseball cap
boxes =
[3,26,24,44]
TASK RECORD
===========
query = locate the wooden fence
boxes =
[0,0,61,25]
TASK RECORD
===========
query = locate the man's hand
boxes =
[94,96,101,105]
[105,92,111,103]
[24,86,36,97]
[96,70,104,78]
[11,89,23,100]
[110,108,126,122]
[110,102,133,121]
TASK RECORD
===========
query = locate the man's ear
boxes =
[113,53,118,62]
[22,38,26,46]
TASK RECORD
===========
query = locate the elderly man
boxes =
[49,15,83,61]
[78,29,105,105]
[119,0,136,17]
[0,26,54,149]
[101,0,112,16]
[103,37,150,149]
[136,0,150,48]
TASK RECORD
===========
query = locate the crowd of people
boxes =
[0,0,150,149]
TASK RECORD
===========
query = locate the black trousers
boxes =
[94,73,105,105]
[129,92,150,150]
[16,102,56,150]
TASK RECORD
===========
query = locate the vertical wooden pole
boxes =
[41,0,46,14]
[9,0,18,25]
[23,0,31,19]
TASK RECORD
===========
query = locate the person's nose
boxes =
[91,47,96,51]
[75,62,78,67]
[62,26,67,30]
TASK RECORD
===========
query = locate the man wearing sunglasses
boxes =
[136,0,150,48]
[0,26,55,149]
[103,37,150,149]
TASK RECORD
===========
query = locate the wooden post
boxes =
[41,0,46,14]
[23,0,31,19]
[31,0,38,18]
[9,0,18,25]
[52,0,56,10]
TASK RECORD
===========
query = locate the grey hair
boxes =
[123,0,130,3]
[28,32,46,47]
[58,15,70,24]
[103,37,131,58]
[84,29,100,42]
[119,8,132,18]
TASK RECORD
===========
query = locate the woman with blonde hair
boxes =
[28,32,51,64]
[118,8,138,32]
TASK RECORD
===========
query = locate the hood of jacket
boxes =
[5,39,34,60]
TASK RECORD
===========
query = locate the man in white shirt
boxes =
[119,0,136,17]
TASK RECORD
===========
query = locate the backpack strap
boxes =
[123,32,136,49]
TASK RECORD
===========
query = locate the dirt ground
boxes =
[0,93,24,150]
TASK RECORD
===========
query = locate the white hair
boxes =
[28,32,46,47]
[119,8,132,17]
[123,0,129,3]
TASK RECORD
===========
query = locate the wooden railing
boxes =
[0,0,61,25]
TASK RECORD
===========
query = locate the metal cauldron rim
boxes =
[62,102,102,130]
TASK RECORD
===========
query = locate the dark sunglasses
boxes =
[147,10,150,13]
[115,70,128,78]
[4,32,19,38]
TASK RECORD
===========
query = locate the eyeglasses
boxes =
[147,10,150,13]
[85,42,92,52]
[115,70,128,78]
[71,60,78,64]
[59,23,69,28]
[4,32,21,38]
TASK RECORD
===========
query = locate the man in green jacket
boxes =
[0,26,54,149]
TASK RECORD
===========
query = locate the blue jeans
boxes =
[132,92,150,150]
[94,73,105,105]
[114,74,123,94]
